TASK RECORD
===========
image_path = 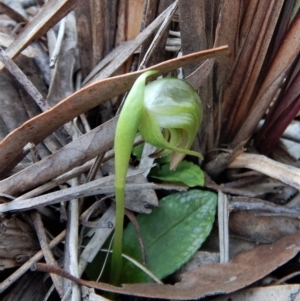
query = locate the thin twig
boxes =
[97,235,114,282]
[61,205,115,300]
[43,285,55,301]
[79,195,113,226]
[100,249,163,284]
[49,17,66,68]
[125,209,146,264]
[31,211,64,297]
[35,250,164,285]
[86,153,105,183]
[0,181,186,212]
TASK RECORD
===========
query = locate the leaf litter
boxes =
[33,230,300,300]
[0,0,300,300]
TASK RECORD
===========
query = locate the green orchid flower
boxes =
[111,70,203,285]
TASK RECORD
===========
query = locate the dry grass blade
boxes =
[0,0,81,71]
[233,9,300,144]
[254,67,300,154]
[222,0,284,142]
[31,211,63,297]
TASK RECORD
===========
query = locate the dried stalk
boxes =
[228,153,300,190]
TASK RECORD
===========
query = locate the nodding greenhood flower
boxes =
[110,70,203,285]
[140,75,203,169]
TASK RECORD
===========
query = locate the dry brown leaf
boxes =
[35,230,300,300]
[214,0,241,95]
[230,211,300,244]
[0,272,50,300]
[0,46,228,175]
[89,0,107,65]
[0,118,115,195]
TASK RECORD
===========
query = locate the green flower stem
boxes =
[111,70,158,285]
[111,70,203,285]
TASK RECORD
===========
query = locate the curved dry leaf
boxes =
[0,46,228,175]
[35,230,300,300]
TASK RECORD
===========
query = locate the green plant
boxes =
[121,189,217,283]
[111,70,203,285]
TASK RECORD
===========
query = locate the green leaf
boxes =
[150,160,204,187]
[120,189,217,283]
